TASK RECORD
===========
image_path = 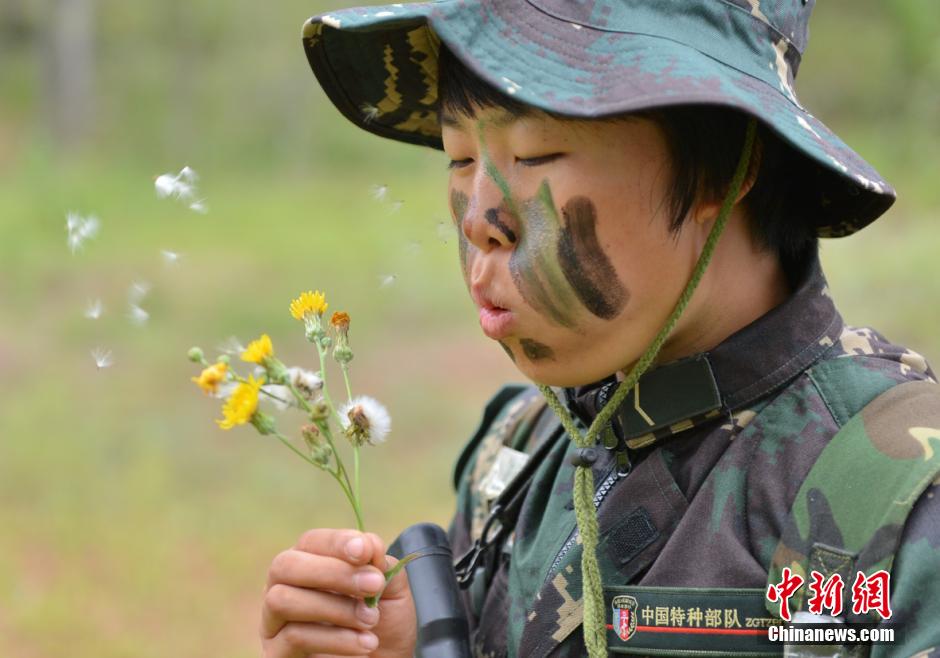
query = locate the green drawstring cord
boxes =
[537,117,758,658]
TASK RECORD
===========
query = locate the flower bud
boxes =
[217,354,231,365]
[310,401,330,422]
[333,345,354,365]
[251,411,277,436]
[187,346,205,363]
[265,358,289,385]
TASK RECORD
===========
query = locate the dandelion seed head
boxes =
[339,395,391,446]
[91,347,114,369]
[84,299,103,320]
[261,384,294,412]
[288,367,323,400]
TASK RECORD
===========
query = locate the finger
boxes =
[267,550,387,598]
[363,533,387,570]
[262,584,381,639]
[376,554,410,600]
[267,622,379,656]
[294,529,377,567]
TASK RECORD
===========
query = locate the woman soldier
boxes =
[261,2,940,656]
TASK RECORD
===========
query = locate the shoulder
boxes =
[451,383,545,492]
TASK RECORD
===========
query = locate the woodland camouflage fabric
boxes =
[303,0,896,236]
[447,254,940,657]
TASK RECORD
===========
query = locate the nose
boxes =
[461,177,519,252]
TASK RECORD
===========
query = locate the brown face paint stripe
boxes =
[520,338,555,361]
[498,340,516,362]
[484,208,517,243]
[557,196,629,320]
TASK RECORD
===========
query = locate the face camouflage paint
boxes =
[519,338,555,361]
[498,340,516,362]
[473,120,629,331]
[450,189,474,283]
[485,208,517,244]
[557,196,628,320]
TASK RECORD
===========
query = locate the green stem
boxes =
[339,363,360,511]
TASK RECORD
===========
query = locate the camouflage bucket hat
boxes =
[302,0,895,237]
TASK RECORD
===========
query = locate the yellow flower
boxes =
[192,361,228,395]
[216,375,263,430]
[290,290,328,321]
[241,333,273,364]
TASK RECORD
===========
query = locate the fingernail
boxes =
[358,631,379,651]
[345,536,364,560]
[355,569,385,593]
[356,601,380,627]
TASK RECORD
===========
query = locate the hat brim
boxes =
[303,1,894,237]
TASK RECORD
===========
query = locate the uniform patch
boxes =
[604,586,782,656]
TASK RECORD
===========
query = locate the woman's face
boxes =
[441,106,708,387]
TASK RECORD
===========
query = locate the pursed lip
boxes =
[470,284,515,339]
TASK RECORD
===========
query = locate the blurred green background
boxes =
[0,0,938,655]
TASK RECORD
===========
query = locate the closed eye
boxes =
[447,158,474,170]
[517,153,563,167]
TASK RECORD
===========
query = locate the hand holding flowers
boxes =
[189,290,415,605]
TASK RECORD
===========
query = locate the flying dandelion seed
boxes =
[84,299,104,320]
[378,274,397,289]
[188,199,208,214]
[128,304,150,326]
[128,281,150,304]
[66,212,101,253]
[405,240,422,256]
[161,249,181,266]
[216,336,245,356]
[155,166,207,213]
[360,103,381,124]
[91,347,114,370]
[436,220,455,244]
[370,184,389,201]
[389,200,404,213]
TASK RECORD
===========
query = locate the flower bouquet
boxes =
[188,290,415,605]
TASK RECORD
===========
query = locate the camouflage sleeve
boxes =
[873,480,940,658]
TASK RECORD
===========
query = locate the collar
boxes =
[565,250,843,449]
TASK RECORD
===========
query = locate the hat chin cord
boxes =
[536,117,758,657]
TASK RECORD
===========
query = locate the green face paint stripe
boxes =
[557,196,629,320]
[530,184,582,318]
[477,120,522,219]
[520,338,555,361]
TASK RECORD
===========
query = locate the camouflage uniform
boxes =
[297,1,940,656]
[448,252,940,657]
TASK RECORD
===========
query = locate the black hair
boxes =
[437,44,820,273]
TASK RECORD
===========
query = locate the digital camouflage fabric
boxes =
[447,254,940,657]
[302,0,895,237]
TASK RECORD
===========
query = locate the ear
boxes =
[690,134,763,225]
